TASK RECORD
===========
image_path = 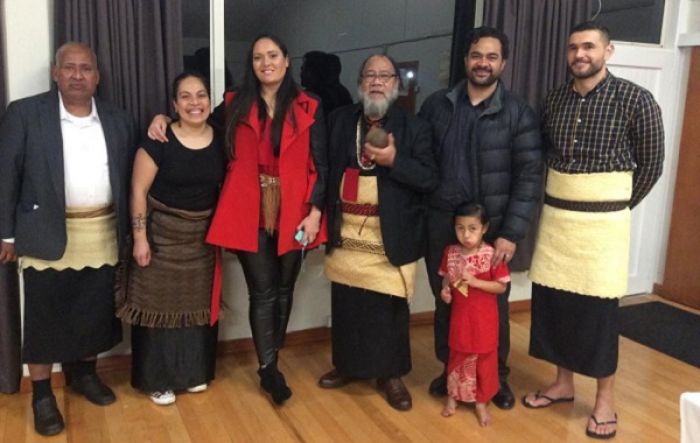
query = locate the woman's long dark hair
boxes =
[224,34,299,160]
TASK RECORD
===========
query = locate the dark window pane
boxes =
[595,0,665,44]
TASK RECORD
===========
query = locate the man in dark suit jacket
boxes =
[0,42,135,436]
[318,54,438,412]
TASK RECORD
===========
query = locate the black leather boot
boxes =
[258,362,292,405]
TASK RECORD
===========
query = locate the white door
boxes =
[608,44,688,295]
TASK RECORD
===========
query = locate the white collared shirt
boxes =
[59,93,113,209]
[1,95,113,244]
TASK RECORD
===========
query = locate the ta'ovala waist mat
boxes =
[529,169,632,299]
[20,206,117,271]
[325,174,416,300]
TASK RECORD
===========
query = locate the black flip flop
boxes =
[521,390,575,409]
[586,413,618,440]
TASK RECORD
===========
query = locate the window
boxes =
[594,0,665,44]
[183,0,457,113]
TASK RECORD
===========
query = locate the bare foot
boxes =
[522,383,575,408]
[475,402,492,427]
[441,397,457,417]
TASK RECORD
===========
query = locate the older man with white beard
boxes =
[318,54,438,411]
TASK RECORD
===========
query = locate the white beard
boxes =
[358,85,399,120]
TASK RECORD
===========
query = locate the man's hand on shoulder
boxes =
[147,114,171,142]
[0,241,17,264]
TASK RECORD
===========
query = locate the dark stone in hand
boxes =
[366,127,388,148]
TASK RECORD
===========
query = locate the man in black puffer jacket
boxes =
[418,26,543,410]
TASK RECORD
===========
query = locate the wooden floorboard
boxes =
[0,297,694,442]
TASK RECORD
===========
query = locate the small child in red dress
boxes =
[438,203,510,426]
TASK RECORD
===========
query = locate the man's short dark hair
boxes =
[570,21,611,43]
[463,26,509,60]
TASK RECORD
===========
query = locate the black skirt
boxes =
[529,283,619,378]
[22,266,121,364]
[131,323,218,392]
[331,283,411,379]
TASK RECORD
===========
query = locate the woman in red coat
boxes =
[207,34,327,405]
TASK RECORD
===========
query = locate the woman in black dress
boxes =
[117,72,225,405]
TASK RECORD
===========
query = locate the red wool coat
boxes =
[206,91,327,255]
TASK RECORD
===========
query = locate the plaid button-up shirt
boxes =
[542,72,665,207]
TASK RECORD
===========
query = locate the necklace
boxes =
[356,117,376,171]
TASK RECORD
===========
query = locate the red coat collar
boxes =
[232,90,317,154]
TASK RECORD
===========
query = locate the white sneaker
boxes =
[150,390,176,405]
[187,383,208,393]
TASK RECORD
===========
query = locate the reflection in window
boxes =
[176,0,457,113]
[594,0,665,44]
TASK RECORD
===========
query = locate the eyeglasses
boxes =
[361,71,398,83]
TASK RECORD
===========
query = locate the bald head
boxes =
[54,42,98,68]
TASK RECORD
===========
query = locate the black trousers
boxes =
[425,207,511,384]
[237,229,302,367]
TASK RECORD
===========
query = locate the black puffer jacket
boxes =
[418,80,543,243]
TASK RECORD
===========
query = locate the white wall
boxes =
[678,0,700,45]
[3,0,52,101]
[683,0,700,33]
[610,46,690,294]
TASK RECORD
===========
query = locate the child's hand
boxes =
[461,269,476,285]
[440,285,452,304]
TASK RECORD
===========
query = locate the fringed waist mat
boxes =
[529,169,633,299]
[117,196,216,328]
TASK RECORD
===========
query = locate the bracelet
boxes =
[132,215,146,231]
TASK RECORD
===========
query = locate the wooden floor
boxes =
[1,297,695,442]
